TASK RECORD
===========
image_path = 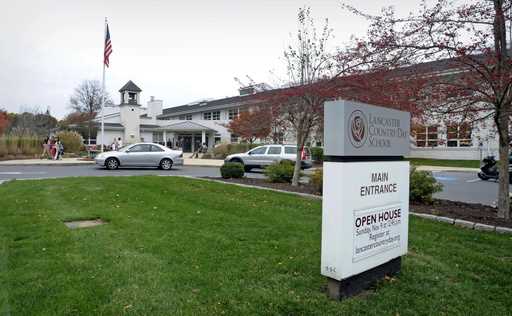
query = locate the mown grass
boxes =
[0,176,511,315]
[407,158,480,168]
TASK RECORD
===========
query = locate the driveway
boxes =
[432,171,509,206]
[0,164,264,181]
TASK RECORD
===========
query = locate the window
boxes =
[228,108,239,120]
[128,92,137,103]
[129,144,151,152]
[179,115,185,120]
[150,145,164,152]
[212,111,220,120]
[186,114,192,120]
[285,146,296,154]
[447,123,472,147]
[413,125,438,147]
[249,146,267,155]
[214,133,221,144]
[203,112,212,120]
[267,146,282,155]
[230,134,239,143]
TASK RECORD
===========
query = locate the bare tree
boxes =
[267,7,337,186]
[69,80,113,143]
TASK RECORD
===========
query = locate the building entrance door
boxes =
[193,135,202,152]
[181,136,192,152]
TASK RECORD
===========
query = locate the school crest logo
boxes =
[348,110,367,148]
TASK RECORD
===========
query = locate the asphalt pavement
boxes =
[0,164,265,181]
[431,170,506,206]
[0,164,505,206]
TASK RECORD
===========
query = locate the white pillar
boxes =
[163,130,167,147]
[208,132,214,149]
[201,130,206,145]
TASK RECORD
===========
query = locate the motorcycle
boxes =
[477,155,512,183]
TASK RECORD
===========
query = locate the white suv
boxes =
[225,144,312,171]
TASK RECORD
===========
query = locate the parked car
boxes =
[225,144,312,171]
[95,143,183,170]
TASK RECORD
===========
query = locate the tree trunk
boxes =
[493,0,510,219]
[292,130,305,186]
[497,111,510,219]
[87,120,92,146]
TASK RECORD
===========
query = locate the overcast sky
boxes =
[0,0,426,118]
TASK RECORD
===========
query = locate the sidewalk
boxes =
[183,158,223,167]
[0,158,94,166]
[415,165,480,173]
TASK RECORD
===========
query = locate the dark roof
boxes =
[119,80,142,92]
[91,122,123,128]
[104,122,123,127]
[159,94,257,117]
[158,53,484,118]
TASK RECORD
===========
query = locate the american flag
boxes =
[104,23,112,67]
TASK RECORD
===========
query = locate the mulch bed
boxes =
[411,200,512,228]
[208,177,512,228]
[205,177,321,196]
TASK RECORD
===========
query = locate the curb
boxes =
[182,176,323,200]
[188,176,512,235]
[410,212,511,234]
[183,164,223,168]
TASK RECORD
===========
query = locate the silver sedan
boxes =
[95,143,183,170]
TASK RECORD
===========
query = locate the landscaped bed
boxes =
[210,176,511,228]
[1,176,511,315]
[411,199,512,228]
[207,176,321,196]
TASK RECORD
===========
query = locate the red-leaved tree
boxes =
[0,109,10,136]
[343,0,512,219]
[227,108,272,144]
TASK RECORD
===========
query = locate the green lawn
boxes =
[407,158,480,168]
[0,176,511,315]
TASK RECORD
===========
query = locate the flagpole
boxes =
[101,17,107,152]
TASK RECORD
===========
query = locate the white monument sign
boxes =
[321,100,410,297]
[321,161,409,280]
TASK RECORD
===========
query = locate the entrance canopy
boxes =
[159,121,217,133]
[158,121,219,152]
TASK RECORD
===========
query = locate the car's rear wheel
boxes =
[105,158,119,170]
[160,158,173,170]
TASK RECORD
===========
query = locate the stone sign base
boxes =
[326,257,401,300]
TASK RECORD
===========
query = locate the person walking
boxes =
[40,136,50,159]
[117,137,123,149]
[49,137,56,159]
[53,138,62,160]
[112,138,118,151]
